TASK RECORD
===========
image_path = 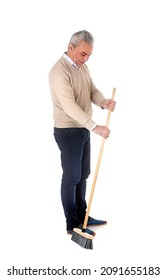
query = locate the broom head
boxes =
[71,228,94,249]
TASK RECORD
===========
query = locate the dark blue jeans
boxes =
[54,127,90,231]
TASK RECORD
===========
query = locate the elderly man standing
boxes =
[49,30,116,235]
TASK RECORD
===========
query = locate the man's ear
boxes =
[68,43,75,51]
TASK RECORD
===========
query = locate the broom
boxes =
[71,88,116,249]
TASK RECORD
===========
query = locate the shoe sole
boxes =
[87,221,107,227]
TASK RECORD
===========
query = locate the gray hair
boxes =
[69,30,94,47]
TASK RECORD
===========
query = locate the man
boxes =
[49,30,116,235]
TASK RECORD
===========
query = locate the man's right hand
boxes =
[92,125,110,139]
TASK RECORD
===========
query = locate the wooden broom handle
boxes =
[83,87,116,229]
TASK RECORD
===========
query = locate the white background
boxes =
[0,0,166,279]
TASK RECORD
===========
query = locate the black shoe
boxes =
[87,217,107,226]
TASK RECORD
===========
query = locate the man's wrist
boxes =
[100,100,106,109]
[91,124,97,131]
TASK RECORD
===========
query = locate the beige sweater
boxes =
[49,56,105,130]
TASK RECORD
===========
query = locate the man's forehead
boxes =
[78,41,93,54]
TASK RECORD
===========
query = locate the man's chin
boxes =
[78,62,84,67]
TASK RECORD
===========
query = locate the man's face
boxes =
[68,40,93,68]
